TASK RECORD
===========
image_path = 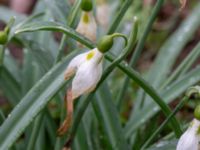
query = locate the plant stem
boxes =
[141,96,189,149]
[27,112,45,150]
[64,20,138,147]
[116,0,164,110]
[107,0,134,34]
[64,25,181,147]
[160,42,200,90]
[106,53,182,137]
[0,46,5,68]
[55,0,81,63]
[54,1,82,149]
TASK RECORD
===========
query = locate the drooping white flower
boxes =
[76,11,97,46]
[176,119,200,150]
[64,48,103,99]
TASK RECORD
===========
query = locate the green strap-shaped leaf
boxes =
[126,3,200,140]
[125,66,200,138]
[0,50,78,149]
[93,83,130,150]
[14,21,95,49]
[0,67,21,106]
[146,3,200,88]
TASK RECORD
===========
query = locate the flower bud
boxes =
[97,35,113,53]
[186,86,200,99]
[0,31,8,45]
[97,33,128,53]
[194,105,200,121]
[0,17,15,45]
[81,0,93,12]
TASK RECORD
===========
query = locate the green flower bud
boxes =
[194,105,200,121]
[0,17,15,45]
[97,33,128,53]
[81,0,93,12]
[97,35,113,53]
[0,31,8,45]
[186,86,200,99]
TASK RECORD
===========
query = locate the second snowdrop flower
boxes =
[176,119,200,150]
[76,0,97,47]
[177,87,200,150]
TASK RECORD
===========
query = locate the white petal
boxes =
[71,60,103,99]
[176,119,200,150]
[89,48,104,64]
[64,52,88,80]
[76,12,97,43]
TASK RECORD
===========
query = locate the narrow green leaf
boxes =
[44,0,69,24]
[116,0,164,109]
[107,0,134,34]
[146,3,200,88]
[0,67,21,106]
[14,21,95,48]
[0,6,25,23]
[0,50,79,149]
[93,83,130,150]
[161,42,200,89]
[4,50,21,83]
[125,66,200,138]
[146,140,177,150]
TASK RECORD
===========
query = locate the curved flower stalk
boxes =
[176,86,200,150]
[76,0,97,47]
[96,0,109,29]
[57,33,128,136]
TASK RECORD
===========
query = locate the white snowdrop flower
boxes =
[176,119,200,150]
[76,11,97,46]
[64,32,128,100]
[97,1,109,29]
[64,48,103,99]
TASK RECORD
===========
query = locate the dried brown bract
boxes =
[179,0,187,10]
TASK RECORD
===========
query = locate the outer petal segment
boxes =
[71,49,103,99]
[176,119,200,150]
[64,52,87,80]
[72,61,102,99]
[76,12,97,46]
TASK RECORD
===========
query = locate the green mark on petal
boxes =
[83,13,90,24]
[197,125,200,135]
[86,51,95,60]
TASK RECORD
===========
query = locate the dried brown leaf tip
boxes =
[179,0,187,10]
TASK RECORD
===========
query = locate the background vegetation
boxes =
[0,0,200,149]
